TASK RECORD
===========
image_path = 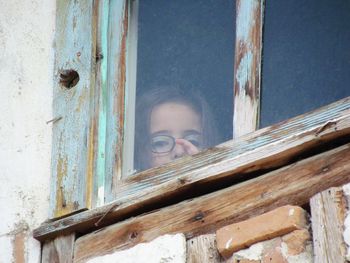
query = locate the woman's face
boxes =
[149,102,202,168]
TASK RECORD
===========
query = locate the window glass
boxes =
[133,0,235,172]
[261,0,350,128]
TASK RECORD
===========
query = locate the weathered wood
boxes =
[73,143,350,262]
[310,188,347,263]
[41,234,75,263]
[34,97,350,241]
[187,234,221,263]
[233,0,264,137]
[104,0,129,203]
[89,0,109,209]
[50,0,96,218]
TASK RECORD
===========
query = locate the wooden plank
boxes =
[233,0,264,137]
[73,143,350,262]
[187,234,221,263]
[41,234,75,263]
[103,0,128,203]
[50,0,96,218]
[89,0,110,209]
[310,188,347,263]
[34,97,350,241]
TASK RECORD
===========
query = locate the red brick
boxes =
[216,206,307,259]
[281,229,310,255]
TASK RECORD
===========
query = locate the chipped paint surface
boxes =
[104,0,129,202]
[51,0,95,217]
[236,0,258,42]
[86,234,186,263]
[236,51,253,94]
[234,0,263,137]
[0,0,55,261]
[342,183,350,260]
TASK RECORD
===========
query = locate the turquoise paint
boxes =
[236,0,258,42]
[96,0,110,207]
[50,0,94,217]
[104,0,128,203]
[236,50,253,93]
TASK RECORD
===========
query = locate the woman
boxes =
[134,87,220,171]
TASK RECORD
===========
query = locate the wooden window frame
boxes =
[49,0,263,218]
[37,0,350,260]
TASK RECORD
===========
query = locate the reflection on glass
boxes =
[134,88,221,170]
[132,1,235,172]
[261,0,350,128]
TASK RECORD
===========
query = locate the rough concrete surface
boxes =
[87,234,187,263]
[0,0,55,262]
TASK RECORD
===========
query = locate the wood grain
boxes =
[34,97,350,242]
[310,188,347,263]
[50,0,96,218]
[233,0,264,137]
[187,234,221,263]
[41,234,75,263]
[73,143,350,262]
[104,0,129,203]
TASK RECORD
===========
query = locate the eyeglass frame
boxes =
[150,134,203,154]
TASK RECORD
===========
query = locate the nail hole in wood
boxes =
[59,69,80,89]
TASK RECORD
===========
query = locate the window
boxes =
[261,0,350,127]
[132,0,235,173]
[38,1,350,256]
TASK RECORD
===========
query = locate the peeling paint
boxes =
[342,184,350,260]
[86,234,186,263]
[97,186,105,207]
[236,0,258,42]
[236,50,253,93]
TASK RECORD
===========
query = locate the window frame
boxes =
[49,0,263,218]
[42,0,350,248]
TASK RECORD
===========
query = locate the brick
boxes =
[216,206,307,259]
[281,229,310,256]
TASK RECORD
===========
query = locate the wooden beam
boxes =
[310,188,347,263]
[41,234,75,263]
[186,234,221,263]
[233,0,264,137]
[104,0,129,203]
[34,97,350,242]
[73,143,350,262]
[50,0,96,218]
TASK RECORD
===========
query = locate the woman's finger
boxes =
[175,139,199,155]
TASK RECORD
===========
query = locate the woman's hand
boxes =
[175,138,200,155]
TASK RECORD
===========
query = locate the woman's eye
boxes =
[152,140,169,147]
[151,135,174,153]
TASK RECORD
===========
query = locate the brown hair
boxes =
[134,87,221,171]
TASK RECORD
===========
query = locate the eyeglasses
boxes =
[150,134,203,153]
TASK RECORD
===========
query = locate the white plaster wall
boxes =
[0,0,56,262]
